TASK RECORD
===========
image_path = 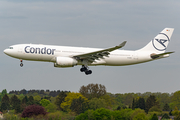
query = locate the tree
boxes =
[45,103,57,113]
[55,91,67,110]
[100,94,115,107]
[161,113,170,120]
[172,106,179,116]
[40,99,51,107]
[131,109,147,120]
[175,113,180,120]
[2,89,7,96]
[150,113,158,120]
[79,83,106,99]
[88,98,106,110]
[163,103,170,111]
[171,91,180,109]
[132,98,135,110]
[145,95,159,113]
[93,108,111,120]
[132,97,145,110]
[21,105,47,118]
[28,96,35,105]
[22,96,29,104]
[10,95,21,113]
[133,113,148,120]
[138,97,145,110]
[61,92,88,112]
[1,94,10,111]
[70,97,89,114]
[149,106,162,112]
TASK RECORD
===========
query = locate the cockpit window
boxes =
[9,47,13,49]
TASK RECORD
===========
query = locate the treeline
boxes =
[0,84,180,120]
[9,89,70,97]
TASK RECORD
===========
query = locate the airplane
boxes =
[4,28,174,75]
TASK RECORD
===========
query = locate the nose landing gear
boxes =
[20,60,23,67]
[80,65,92,75]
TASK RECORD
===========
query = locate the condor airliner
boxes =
[4,28,174,75]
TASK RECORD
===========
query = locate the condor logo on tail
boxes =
[152,33,170,51]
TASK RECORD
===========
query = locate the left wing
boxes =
[73,41,127,63]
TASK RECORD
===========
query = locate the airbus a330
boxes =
[4,28,174,75]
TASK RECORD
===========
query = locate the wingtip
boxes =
[120,41,127,47]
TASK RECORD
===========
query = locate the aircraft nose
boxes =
[3,49,7,54]
[4,49,10,55]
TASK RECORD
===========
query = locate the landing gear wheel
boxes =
[80,65,92,75]
[85,70,92,75]
[80,67,87,72]
[20,63,23,67]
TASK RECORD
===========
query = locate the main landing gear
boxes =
[80,65,92,75]
[20,60,23,67]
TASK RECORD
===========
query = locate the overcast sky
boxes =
[0,0,180,94]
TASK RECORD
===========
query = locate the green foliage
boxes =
[150,113,158,120]
[28,96,35,105]
[22,96,29,105]
[145,95,159,113]
[75,108,133,120]
[88,98,106,110]
[60,92,88,112]
[10,95,22,113]
[55,91,67,110]
[133,113,148,120]
[45,103,57,113]
[149,106,162,112]
[2,89,7,96]
[40,99,50,107]
[33,95,41,102]
[79,83,106,100]
[100,94,115,107]
[162,103,170,111]
[1,94,10,111]
[132,97,146,110]
[161,113,170,119]
[131,108,147,120]
[175,112,180,120]
[171,91,180,109]
[70,97,89,115]
[172,106,179,116]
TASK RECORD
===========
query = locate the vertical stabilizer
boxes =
[138,28,174,53]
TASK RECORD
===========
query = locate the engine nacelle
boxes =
[54,57,78,68]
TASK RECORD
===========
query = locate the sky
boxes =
[0,0,180,94]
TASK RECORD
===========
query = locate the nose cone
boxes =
[4,49,8,55]
[4,49,12,56]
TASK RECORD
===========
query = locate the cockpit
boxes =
[8,47,13,49]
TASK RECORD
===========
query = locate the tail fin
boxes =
[138,28,174,53]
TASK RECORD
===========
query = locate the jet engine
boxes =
[54,57,78,68]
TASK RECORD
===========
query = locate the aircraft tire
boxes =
[20,63,23,67]
[85,70,92,75]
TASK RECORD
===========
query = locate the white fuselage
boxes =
[4,44,154,66]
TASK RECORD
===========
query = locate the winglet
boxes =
[119,41,127,47]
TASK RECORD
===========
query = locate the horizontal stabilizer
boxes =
[151,51,174,59]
